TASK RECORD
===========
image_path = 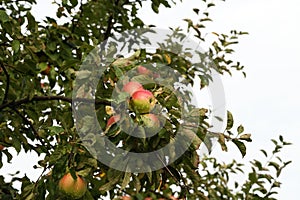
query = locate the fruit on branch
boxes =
[130,90,156,114]
[106,114,121,128]
[58,172,87,199]
[123,81,144,96]
[137,65,152,75]
[140,114,161,135]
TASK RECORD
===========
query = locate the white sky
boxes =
[1,0,299,199]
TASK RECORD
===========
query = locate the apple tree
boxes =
[0,0,291,199]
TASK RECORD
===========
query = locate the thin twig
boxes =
[1,63,10,104]
[103,0,120,41]
[33,165,49,190]
[156,154,180,183]
[10,107,48,149]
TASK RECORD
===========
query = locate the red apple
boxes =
[130,90,155,114]
[137,65,152,75]
[122,81,144,96]
[140,114,161,135]
[106,114,121,128]
[59,172,87,199]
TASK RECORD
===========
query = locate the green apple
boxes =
[130,90,155,114]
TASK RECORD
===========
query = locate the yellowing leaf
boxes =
[105,106,115,115]
[164,53,171,64]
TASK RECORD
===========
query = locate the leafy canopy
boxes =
[0,0,291,199]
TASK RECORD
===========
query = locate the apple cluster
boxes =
[106,65,161,136]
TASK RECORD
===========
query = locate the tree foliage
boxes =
[0,0,291,199]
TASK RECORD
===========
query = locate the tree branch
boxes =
[103,0,121,40]
[103,15,114,41]
[10,107,48,149]
[1,63,10,104]
[0,95,112,112]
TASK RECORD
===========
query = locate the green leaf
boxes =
[249,172,258,183]
[121,172,131,190]
[70,0,78,7]
[99,171,123,191]
[193,8,199,15]
[260,149,268,157]
[237,125,244,134]
[239,133,252,142]
[0,10,9,23]
[151,3,159,13]
[77,167,91,177]
[207,3,215,7]
[226,111,234,130]
[218,134,227,151]
[268,161,280,171]
[279,135,284,143]
[232,139,246,157]
[13,139,22,153]
[146,171,152,183]
[48,126,64,136]
[26,11,37,32]
[113,66,123,78]
[133,175,141,192]
[12,40,20,53]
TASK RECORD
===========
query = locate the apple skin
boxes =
[140,114,160,135]
[122,81,144,96]
[121,196,131,200]
[106,114,121,128]
[130,90,155,114]
[58,173,87,199]
[137,65,152,75]
[0,145,4,151]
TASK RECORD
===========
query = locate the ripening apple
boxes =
[59,172,87,199]
[130,90,155,114]
[106,114,121,128]
[137,65,152,75]
[122,81,144,96]
[140,114,161,135]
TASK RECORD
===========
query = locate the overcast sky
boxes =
[1,0,299,199]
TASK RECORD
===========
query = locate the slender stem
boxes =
[33,165,49,190]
